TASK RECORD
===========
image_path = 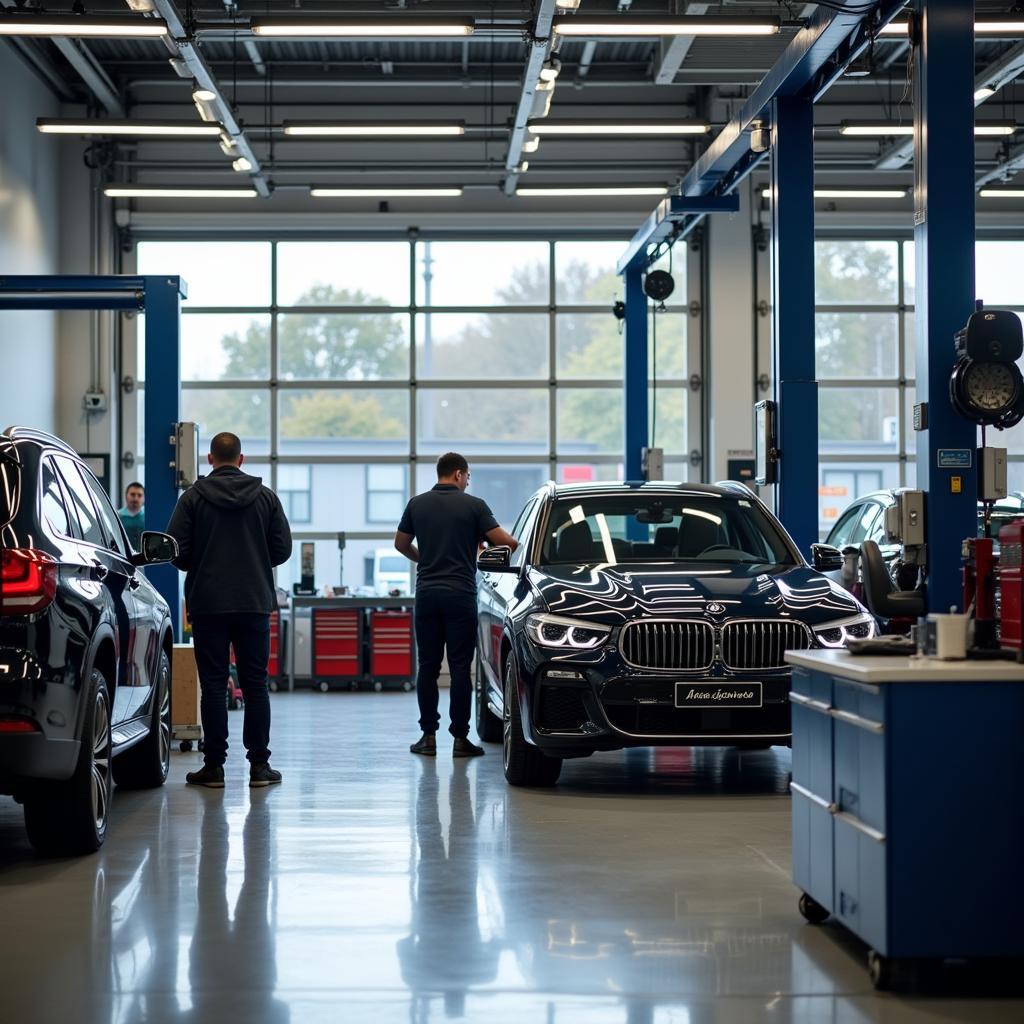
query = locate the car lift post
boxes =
[623,256,648,483]
[0,275,186,637]
[913,0,979,612]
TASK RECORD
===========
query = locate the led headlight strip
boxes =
[526,613,612,650]
[812,613,877,649]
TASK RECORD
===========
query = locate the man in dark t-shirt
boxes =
[395,452,518,757]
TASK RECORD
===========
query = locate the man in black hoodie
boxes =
[167,432,292,789]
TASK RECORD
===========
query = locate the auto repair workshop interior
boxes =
[4,1,1024,1021]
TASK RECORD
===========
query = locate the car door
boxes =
[77,463,158,721]
[54,456,139,725]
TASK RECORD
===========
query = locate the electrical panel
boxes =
[642,446,664,481]
[172,421,199,489]
[884,490,926,548]
[979,447,1008,501]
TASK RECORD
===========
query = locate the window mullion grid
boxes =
[549,240,557,480]
[270,239,279,493]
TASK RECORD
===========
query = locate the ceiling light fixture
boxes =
[554,16,780,37]
[516,186,669,197]
[529,120,710,136]
[192,87,217,103]
[310,187,464,197]
[839,121,1016,137]
[232,157,253,173]
[555,0,582,8]
[539,58,562,83]
[104,187,259,199]
[975,86,998,101]
[881,17,1024,36]
[761,187,908,199]
[979,188,1024,197]
[283,121,465,137]
[522,134,541,154]
[0,14,168,37]
[37,118,222,137]
[251,16,474,38]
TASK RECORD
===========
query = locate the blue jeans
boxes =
[414,589,477,738]
[191,613,271,767]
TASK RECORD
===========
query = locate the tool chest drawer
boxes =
[369,610,414,678]
[268,611,281,680]
[312,609,362,678]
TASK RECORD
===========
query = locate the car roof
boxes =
[547,481,754,501]
[2,426,78,459]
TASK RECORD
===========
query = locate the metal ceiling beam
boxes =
[0,0,120,113]
[976,137,1024,188]
[147,0,271,196]
[653,3,707,85]
[503,0,558,195]
[877,40,1024,170]
[243,39,267,76]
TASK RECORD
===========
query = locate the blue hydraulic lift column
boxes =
[142,275,186,638]
[769,95,819,558]
[623,258,649,482]
[913,0,978,612]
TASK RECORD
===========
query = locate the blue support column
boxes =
[143,276,185,638]
[623,259,649,482]
[914,0,977,613]
[769,95,819,559]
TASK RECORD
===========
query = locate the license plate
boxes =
[675,681,763,709]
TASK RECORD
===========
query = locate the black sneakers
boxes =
[453,737,485,758]
[410,733,437,756]
[249,763,283,788]
[185,764,225,788]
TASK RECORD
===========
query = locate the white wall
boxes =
[0,50,60,433]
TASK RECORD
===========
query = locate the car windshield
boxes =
[540,494,797,566]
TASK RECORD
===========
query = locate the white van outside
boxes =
[365,547,412,595]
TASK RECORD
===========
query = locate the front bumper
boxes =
[512,632,794,753]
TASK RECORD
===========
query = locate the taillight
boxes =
[0,717,40,734]
[1,548,58,615]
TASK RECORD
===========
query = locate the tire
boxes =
[798,892,830,925]
[113,651,172,790]
[868,950,894,991]
[24,668,113,856]
[475,650,502,743]
[502,653,562,787]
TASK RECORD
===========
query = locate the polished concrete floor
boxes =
[1,693,1021,1024]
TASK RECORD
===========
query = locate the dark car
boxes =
[0,427,178,854]
[475,482,873,787]
[824,488,1024,586]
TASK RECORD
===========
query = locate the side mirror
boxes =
[133,531,178,566]
[810,543,843,573]
[477,545,516,573]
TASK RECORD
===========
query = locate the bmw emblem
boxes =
[706,602,726,616]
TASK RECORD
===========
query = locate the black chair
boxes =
[556,521,596,563]
[860,540,926,619]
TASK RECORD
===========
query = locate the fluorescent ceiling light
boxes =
[554,16,780,37]
[283,121,465,137]
[882,17,1024,35]
[522,135,541,153]
[0,14,168,36]
[975,86,997,101]
[192,87,217,103]
[529,121,709,136]
[104,187,258,199]
[761,187,907,199]
[516,186,669,197]
[979,189,1024,197]
[840,122,1016,137]
[232,157,253,173]
[37,118,222,137]
[311,187,463,197]
[251,16,473,38]
[555,0,582,8]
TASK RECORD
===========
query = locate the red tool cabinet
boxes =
[312,608,363,682]
[369,610,415,680]
[268,610,282,684]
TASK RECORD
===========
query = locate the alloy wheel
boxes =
[502,676,513,773]
[91,689,112,832]
[158,666,171,772]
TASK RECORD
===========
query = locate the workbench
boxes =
[285,596,416,693]
[785,649,1024,989]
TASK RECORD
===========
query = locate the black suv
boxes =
[476,482,872,786]
[0,427,178,854]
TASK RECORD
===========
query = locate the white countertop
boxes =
[785,648,1024,683]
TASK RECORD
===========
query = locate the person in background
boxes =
[395,452,518,758]
[118,481,146,551]
[167,432,292,789]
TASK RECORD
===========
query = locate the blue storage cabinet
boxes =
[787,651,1024,988]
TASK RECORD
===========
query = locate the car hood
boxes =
[527,562,863,627]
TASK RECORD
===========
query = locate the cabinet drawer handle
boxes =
[789,692,832,715]
[834,810,886,844]
[830,708,885,735]
[790,781,838,813]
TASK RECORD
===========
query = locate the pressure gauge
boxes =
[950,357,1024,427]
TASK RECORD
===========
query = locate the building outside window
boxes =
[366,465,406,524]
[277,464,312,524]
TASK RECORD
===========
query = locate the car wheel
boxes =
[475,650,502,743]
[24,668,113,856]
[113,651,172,790]
[502,652,561,787]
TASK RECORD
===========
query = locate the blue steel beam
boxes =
[617,194,739,276]
[914,0,978,613]
[769,96,818,559]
[623,261,649,482]
[0,275,146,310]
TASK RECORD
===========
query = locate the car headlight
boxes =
[812,612,878,648]
[526,613,612,650]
